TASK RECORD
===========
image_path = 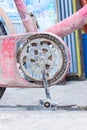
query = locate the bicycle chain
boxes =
[17,33,69,86]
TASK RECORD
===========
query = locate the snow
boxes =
[0,80,87,130]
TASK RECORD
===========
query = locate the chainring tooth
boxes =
[17,33,69,86]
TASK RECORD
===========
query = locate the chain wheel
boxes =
[17,33,70,86]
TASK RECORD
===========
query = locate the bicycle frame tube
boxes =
[45,5,87,37]
[14,0,37,32]
[80,0,87,33]
[14,1,87,38]
[80,0,87,6]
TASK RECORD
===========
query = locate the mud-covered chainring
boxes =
[17,33,70,86]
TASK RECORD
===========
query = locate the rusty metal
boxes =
[0,32,70,88]
[0,1,86,105]
[0,2,87,89]
[17,32,70,86]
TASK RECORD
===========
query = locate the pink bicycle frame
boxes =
[45,5,87,37]
[14,0,37,32]
[0,0,86,88]
[14,0,87,37]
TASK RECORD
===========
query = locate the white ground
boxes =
[0,80,87,130]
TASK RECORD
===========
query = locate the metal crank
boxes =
[17,32,70,86]
[38,59,57,110]
[16,32,70,109]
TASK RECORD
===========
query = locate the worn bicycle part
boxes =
[0,21,7,99]
[17,32,70,86]
[80,0,87,33]
[14,0,37,32]
[0,7,16,99]
[42,69,51,99]
[38,98,57,110]
[0,6,16,34]
[40,65,53,109]
[0,6,16,99]
[45,5,87,37]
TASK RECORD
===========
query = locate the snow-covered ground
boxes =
[0,80,87,130]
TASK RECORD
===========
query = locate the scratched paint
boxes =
[45,5,87,37]
[14,0,37,32]
[0,38,17,79]
[0,34,44,88]
[80,0,87,33]
[0,3,87,88]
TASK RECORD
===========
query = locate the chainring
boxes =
[17,33,70,86]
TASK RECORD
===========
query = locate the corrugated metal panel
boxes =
[73,0,82,77]
[12,21,25,34]
[57,0,83,78]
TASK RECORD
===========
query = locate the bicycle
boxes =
[0,0,86,107]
